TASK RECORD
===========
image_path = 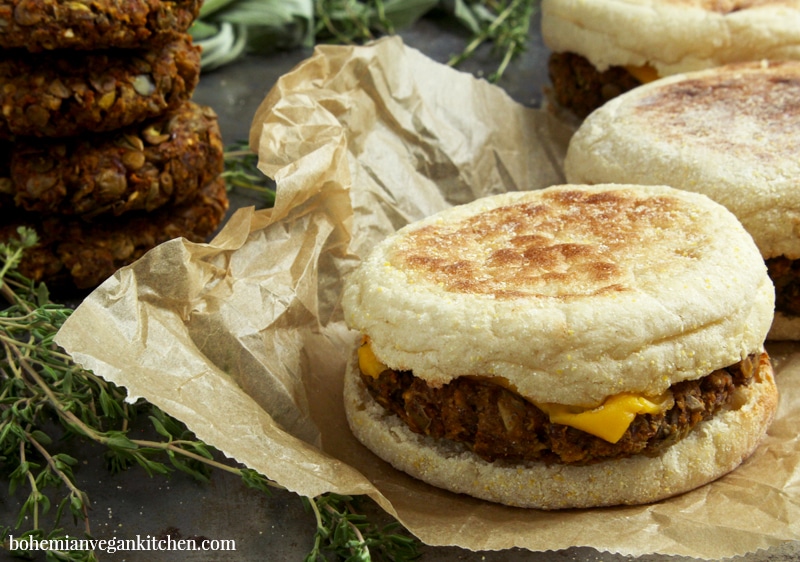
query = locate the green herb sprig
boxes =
[192,0,540,82]
[0,228,418,561]
[305,494,419,561]
[222,141,277,207]
[445,0,538,82]
[312,0,438,45]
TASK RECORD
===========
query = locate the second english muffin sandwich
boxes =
[342,184,777,509]
[564,60,800,339]
[542,0,800,117]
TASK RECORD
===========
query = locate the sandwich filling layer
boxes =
[547,52,644,118]
[766,256,800,317]
[358,338,764,466]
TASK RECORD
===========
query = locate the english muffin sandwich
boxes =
[341,184,777,509]
[541,0,800,117]
[564,60,800,339]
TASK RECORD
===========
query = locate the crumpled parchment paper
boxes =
[55,36,800,559]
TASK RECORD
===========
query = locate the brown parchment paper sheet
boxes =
[55,36,800,559]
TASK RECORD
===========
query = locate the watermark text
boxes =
[8,534,236,555]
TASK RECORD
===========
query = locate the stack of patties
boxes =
[341,184,777,509]
[564,60,800,340]
[541,0,800,118]
[0,0,228,290]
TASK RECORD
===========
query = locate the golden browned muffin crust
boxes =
[627,61,800,162]
[393,188,696,300]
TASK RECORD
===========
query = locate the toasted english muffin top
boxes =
[342,184,774,406]
[542,0,800,75]
[565,61,800,259]
[391,188,702,300]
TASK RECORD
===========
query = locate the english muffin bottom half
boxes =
[341,184,777,509]
[564,60,800,340]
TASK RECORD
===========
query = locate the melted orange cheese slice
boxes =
[356,339,672,444]
[358,338,387,379]
[536,392,672,444]
[624,64,660,84]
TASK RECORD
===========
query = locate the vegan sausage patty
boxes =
[0,33,201,139]
[9,101,224,217]
[360,347,760,466]
[0,0,203,51]
[0,175,229,290]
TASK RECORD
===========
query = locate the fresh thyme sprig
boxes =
[446,0,539,82]
[304,494,419,562]
[192,0,540,82]
[313,0,381,45]
[311,0,438,46]
[0,227,418,561]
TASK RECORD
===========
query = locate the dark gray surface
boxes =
[4,12,799,562]
[194,13,551,149]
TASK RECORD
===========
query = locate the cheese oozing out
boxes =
[536,393,672,443]
[358,339,387,379]
[357,339,674,444]
[624,63,660,84]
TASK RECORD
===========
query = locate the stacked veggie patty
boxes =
[0,0,228,291]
